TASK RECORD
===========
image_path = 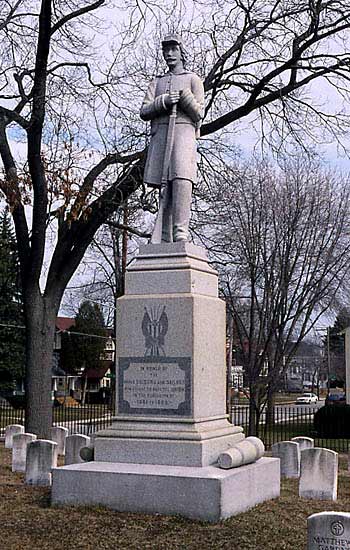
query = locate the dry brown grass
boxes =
[1,444,350,550]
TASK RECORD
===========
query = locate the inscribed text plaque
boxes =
[118,357,191,416]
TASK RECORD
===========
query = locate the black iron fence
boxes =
[2,398,349,453]
[0,398,24,433]
[231,404,350,453]
[0,398,114,437]
[53,400,114,435]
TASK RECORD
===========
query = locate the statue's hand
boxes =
[165,91,180,107]
[178,88,202,122]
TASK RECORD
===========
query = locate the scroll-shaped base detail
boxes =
[79,445,94,463]
[218,436,265,469]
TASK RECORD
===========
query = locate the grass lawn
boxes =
[1,444,350,549]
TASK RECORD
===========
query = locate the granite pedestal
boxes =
[52,458,280,522]
[51,243,280,520]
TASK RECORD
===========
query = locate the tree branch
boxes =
[45,155,145,299]
[106,219,150,239]
[0,0,23,32]
[0,106,29,129]
[70,149,144,221]
[26,0,52,287]
[50,0,105,36]
[0,119,30,278]
[201,60,349,136]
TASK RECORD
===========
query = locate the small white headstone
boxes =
[291,436,314,451]
[307,512,350,549]
[65,434,90,465]
[5,424,24,449]
[51,426,69,455]
[271,441,300,478]
[25,439,58,486]
[12,433,37,472]
[299,448,338,500]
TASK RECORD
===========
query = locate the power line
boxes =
[0,322,112,340]
[63,330,111,341]
[0,322,25,330]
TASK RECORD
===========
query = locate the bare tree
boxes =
[193,156,350,435]
[2,1,350,436]
[198,1,350,150]
[62,205,150,323]
[0,0,145,436]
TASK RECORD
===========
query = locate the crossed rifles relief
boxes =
[142,305,168,357]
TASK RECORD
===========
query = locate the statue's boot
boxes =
[172,178,192,242]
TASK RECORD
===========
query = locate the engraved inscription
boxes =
[310,517,350,549]
[313,535,350,548]
[123,362,185,409]
[118,356,192,416]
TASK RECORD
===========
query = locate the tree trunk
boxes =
[248,384,259,436]
[24,292,56,438]
[266,385,275,432]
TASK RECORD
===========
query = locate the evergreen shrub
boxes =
[314,404,350,438]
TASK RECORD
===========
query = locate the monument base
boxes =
[95,416,245,467]
[51,243,281,522]
[51,458,280,522]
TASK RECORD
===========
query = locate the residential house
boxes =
[284,341,327,393]
[54,318,115,402]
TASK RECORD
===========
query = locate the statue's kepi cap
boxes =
[162,34,182,47]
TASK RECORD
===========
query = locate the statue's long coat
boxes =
[140,71,204,187]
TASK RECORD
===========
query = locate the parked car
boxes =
[325,392,346,406]
[295,392,318,404]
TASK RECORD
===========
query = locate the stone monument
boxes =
[51,35,280,522]
[140,34,204,244]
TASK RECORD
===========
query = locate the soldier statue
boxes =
[140,34,204,243]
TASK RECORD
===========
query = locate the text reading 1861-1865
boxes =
[118,357,191,416]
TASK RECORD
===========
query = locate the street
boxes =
[231,398,326,425]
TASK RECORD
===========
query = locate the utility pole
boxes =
[226,313,234,417]
[121,201,128,295]
[327,326,331,397]
[314,326,331,397]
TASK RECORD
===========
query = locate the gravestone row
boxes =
[5,424,90,486]
[5,426,350,541]
[271,438,338,501]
